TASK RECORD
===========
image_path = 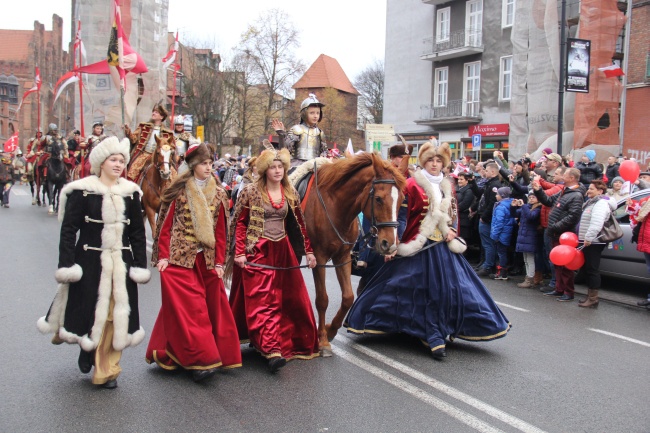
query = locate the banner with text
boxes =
[566,38,591,93]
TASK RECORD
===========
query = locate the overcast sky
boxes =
[1,0,386,80]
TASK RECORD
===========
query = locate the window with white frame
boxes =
[436,7,450,42]
[463,61,481,116]
[499,56,512,101]
[465,0,483,46]
[434,67,449,107]
[502,0,515,28]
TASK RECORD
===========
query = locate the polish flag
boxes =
[17,67,41,111]
[598,65,625,78]
[163,31,179,70]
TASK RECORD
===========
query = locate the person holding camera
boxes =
[511,192,542,288]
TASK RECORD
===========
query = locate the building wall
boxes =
[384,0,434,134]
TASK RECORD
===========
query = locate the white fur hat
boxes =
[89,136,131,175]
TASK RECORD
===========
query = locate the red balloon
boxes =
[550,245,577,266]
[565,249,585,271]
[619,160,640,183]
[559,232,579,248]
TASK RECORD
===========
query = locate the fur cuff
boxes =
[36,316,56,334]
[54,264,83,284]
[129,267,151,284]
[447,237,467,254]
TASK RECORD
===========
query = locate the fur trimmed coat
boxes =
[37,176,150,352]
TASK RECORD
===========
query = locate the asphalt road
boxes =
[2,184,649,433]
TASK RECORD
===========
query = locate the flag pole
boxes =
[120,86,126,136]
[171,65,177,123]
[37,68,41,135]
[77,22,85,137]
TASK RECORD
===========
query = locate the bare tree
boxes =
[354,59,384,124]
[321,87,359,148]
[237,8,306,133]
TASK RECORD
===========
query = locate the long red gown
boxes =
[229,201,319,361]
[146,200,242,371]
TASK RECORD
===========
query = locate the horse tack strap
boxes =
[243,259,352,271]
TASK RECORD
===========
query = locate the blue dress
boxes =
[344,174,510,354]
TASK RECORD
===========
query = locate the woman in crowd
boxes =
[37,136,150,389]
[577,180,614,308]
[606,176,628,202]
[227,145,319,373]
[456,171,476,246]
[147,143,242,383]
[512,191,542,288]
[345,141,510,360]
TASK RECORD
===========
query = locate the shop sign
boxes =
[468,124,509,137]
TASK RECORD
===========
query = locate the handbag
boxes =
[597,212,623,243]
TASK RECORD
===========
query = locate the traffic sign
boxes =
[472,134,481,150]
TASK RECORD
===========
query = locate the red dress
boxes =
[146,199,242,371]
[229,200,319,361]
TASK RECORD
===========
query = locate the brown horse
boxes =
[299,152,407,356]
[141,135,177,234]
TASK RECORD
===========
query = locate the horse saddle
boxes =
[294,171,313,203]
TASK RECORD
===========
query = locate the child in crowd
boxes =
[490,187,516,280]
[511,191,542,288]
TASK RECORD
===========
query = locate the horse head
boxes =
[154,135,176,180]
[361,153,407,255]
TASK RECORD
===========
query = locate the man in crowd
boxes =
[477,163,504,277]
[532,168,585,302]
[605,156,620,187]
[545,153,563,178]
[576,150,603,188]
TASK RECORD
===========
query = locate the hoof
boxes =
[320,346,333,358]
[325,324,338,342]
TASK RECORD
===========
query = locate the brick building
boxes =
[293,54,360,148]
[0,15,71,149]
[622,0,650,165]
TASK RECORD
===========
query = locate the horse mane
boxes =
[317,152,406,192]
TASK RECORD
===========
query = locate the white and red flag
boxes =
[598,64,625,78]
[17,67,41,111]
[3,131,19,153]
[73,21,87,66]
[107,0,147,90]
[163,31,179,70]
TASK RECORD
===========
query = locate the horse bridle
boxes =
[313,160,400,247]
[153,145,176,179]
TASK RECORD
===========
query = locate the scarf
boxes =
[422,170,443,206]
[186,175,217,248]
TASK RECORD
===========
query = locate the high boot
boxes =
[533,271,544,287]
[578,289,599,308]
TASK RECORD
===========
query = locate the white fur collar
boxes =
[288,157,331,185]
[397,172,462,256]
[58,176,142,222]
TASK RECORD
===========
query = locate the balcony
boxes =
[415,100,482,128]
[421,29,484,62]
[421,0,454,5]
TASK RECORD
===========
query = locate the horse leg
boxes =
[312,262,332,357]
[327,250,355,343]
[47,180,55,214]
[30,180,36,205]
[144,205,157,237]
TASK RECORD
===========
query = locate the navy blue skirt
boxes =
[345,240,511,352]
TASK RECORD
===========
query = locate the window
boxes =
[463,61,481,116]
[465,0,483,46]
[436,7,450,42]
[502,0,515,28]
[499,56,512,101]
[434,67,448,107]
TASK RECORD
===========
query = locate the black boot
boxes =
[78,349,94,374]
[268,357,287,373]
[192,368,217,383]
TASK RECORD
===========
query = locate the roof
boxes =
[293,54,359,95]
[0,30,33,61]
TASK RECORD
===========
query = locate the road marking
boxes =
[495,302,530,313]
[12,189,29,196]
[334,345,505,433]
[336,335,547,433]
[588,328,650,348]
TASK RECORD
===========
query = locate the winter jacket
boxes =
[535,184,585,239]
[538,178,564,228]
[632,198,650,254]
[491,198,516,245]
[513,203,542,253]
[479,176,503,223]
[456,184,475,234]
[578,196,612,243]
[605,163,619,186]
[576,161,603,186]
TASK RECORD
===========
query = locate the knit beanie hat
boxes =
[497,187,511,198]
[585,150,596,161]
[611,176,625,185]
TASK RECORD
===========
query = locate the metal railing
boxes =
[422,28,483,57]
[420,99,481,120]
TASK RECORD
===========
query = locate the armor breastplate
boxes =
[292,125,322,161]
[175,136,187,156]
[144,128,160,153]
